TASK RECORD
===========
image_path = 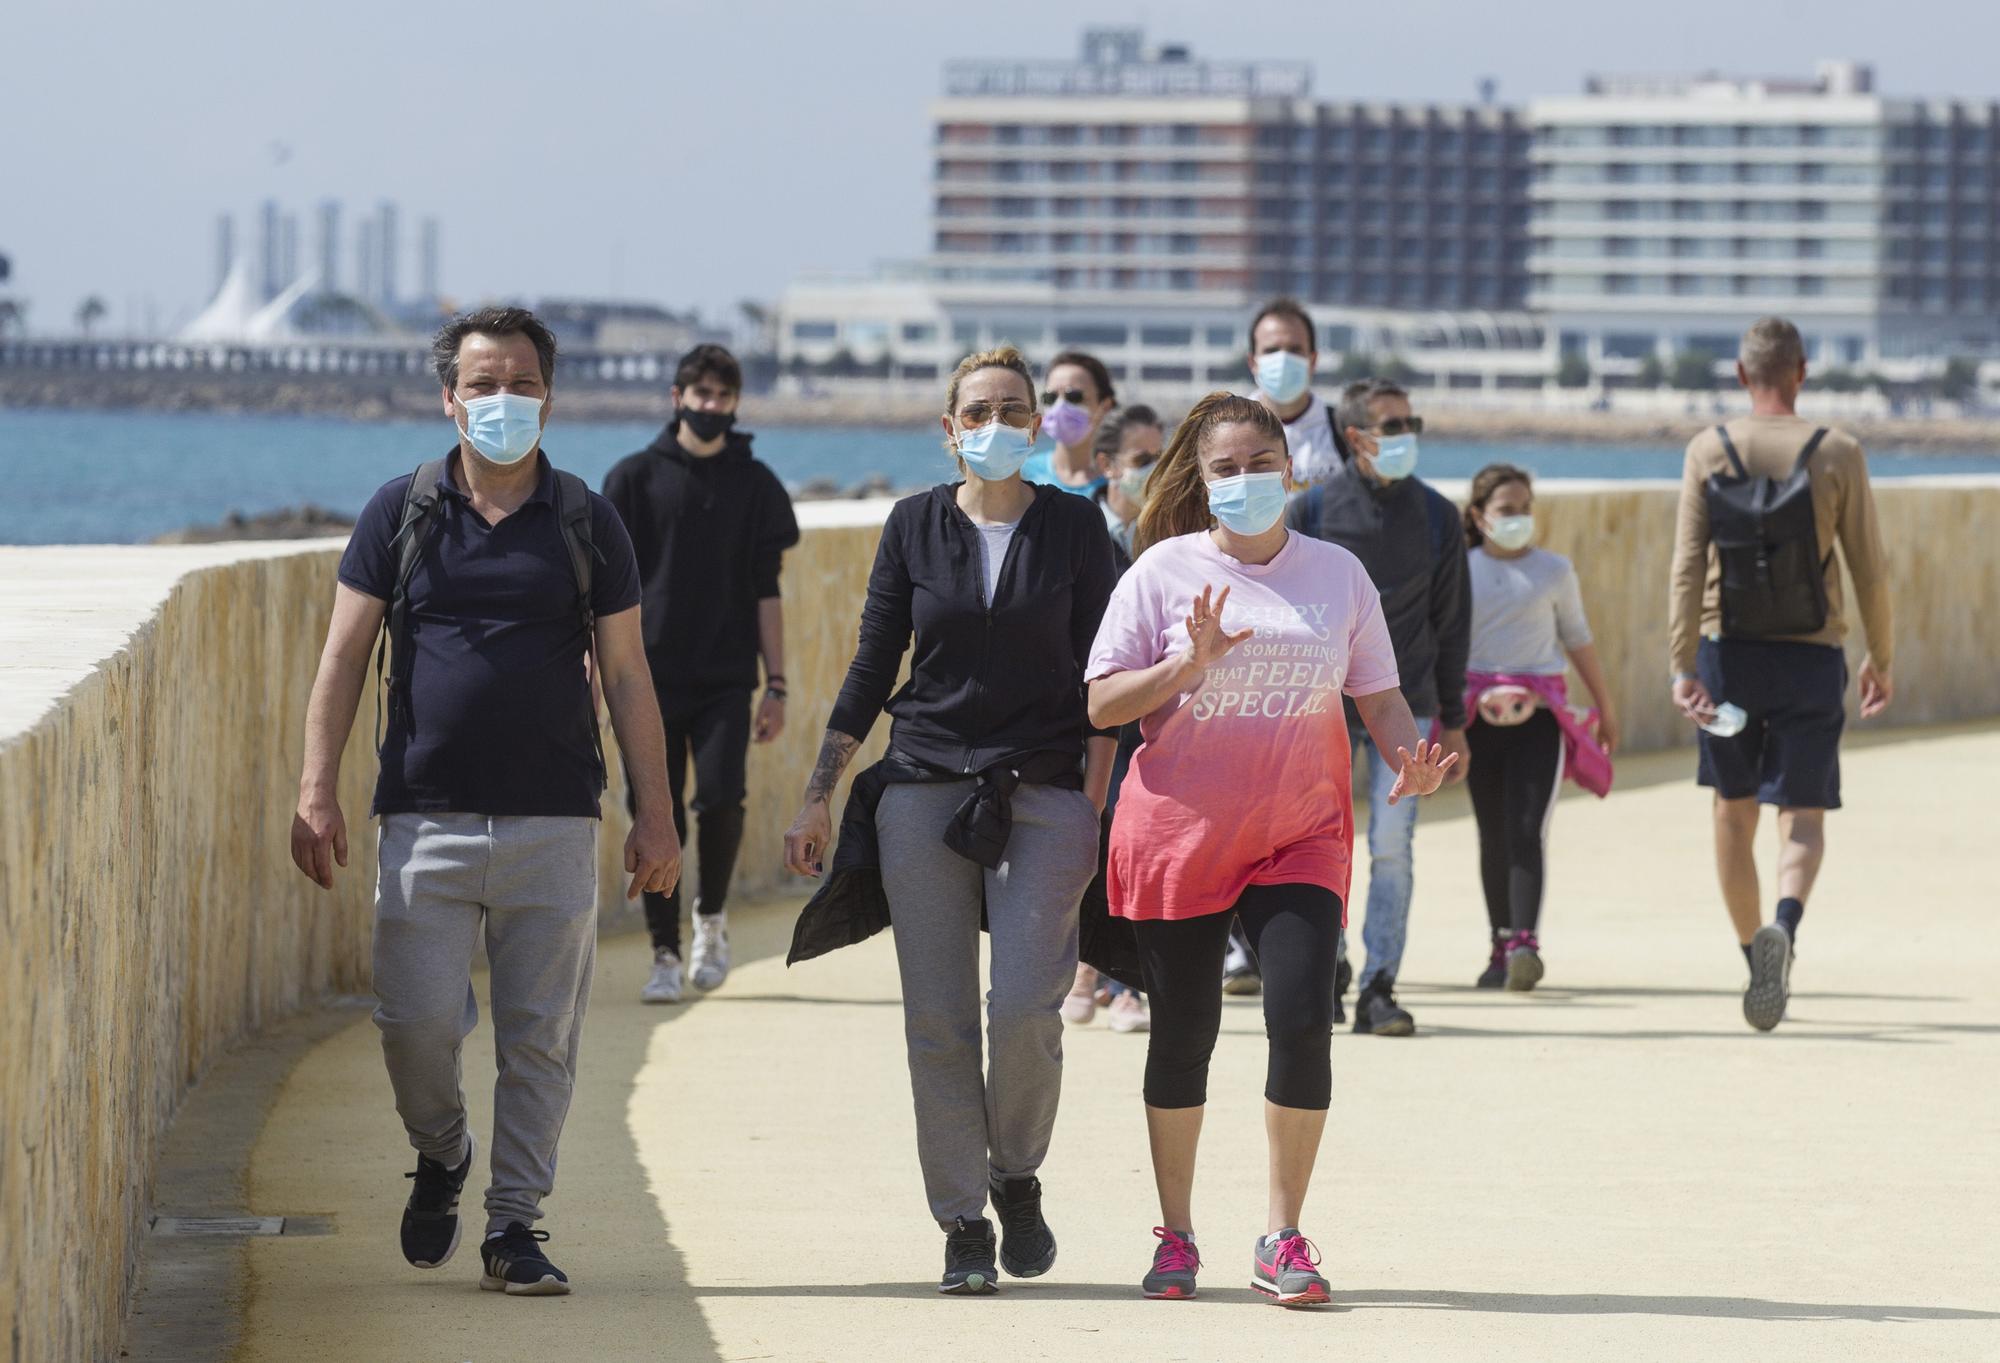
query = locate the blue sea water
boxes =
[2,407,1997,545]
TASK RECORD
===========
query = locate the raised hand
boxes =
[1184,584,1254,671]
[1386,739,1459,804]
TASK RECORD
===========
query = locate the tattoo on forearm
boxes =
[805,731,860,802]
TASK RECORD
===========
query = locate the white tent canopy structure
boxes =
[179,258,406,343]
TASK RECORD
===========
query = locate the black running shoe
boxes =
[990,1176,1057,1277]
[1476,937,1508,989]
[940,1216,999,1294]
[1352,973,1415,1036]
[1743,922,1792,1032]
[479,1222,571,1296]
[400,1134,474,1268]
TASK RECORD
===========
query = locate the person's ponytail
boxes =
[1134,392,1285,556]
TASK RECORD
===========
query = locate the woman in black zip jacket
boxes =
[783,346,1119,1295]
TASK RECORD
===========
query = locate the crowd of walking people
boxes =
[287,301,1892,1303]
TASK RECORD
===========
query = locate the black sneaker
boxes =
[990,1176,1057,1277]
[1333,955,1353,1025]
[1743,922,1792,1032]
[400,1134,474,1268]
[479,1222,571,1296]
[1352,973,1415,1036]
[940,1216,999,1294]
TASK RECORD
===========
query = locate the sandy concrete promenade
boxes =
[227,727,1998,1363]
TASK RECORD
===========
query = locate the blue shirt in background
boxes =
[1021,449,1105,498]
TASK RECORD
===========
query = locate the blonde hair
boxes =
[942,346,1038,471]
[1133,392,1286,555]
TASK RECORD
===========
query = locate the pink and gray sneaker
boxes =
[1252,1228,1330,1306]
[1504,931,1544,992]
[1141,1227,1200,1299]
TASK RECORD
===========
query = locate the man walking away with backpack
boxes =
[289,306,681,1295]
[603,344,801,1003]
[1668,316,1893,1033]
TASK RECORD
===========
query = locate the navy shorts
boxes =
[1696,638,1847,810]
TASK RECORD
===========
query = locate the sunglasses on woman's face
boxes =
[1372,416,1424,437]
[957,401,1035,428]
[1042,387,1089,407]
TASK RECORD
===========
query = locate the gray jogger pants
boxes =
[877,781,1099,1228]
[372,813,597,1232]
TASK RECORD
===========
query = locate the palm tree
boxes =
[76,296,107,338]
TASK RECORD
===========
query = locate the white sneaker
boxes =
[1106,991,1150,1034]
[1061,964,1099,1025]
[641,950,683,1004]
[689,914,731,992]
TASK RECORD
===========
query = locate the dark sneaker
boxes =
[479,1221,570,1296]
[1222,921,1262,996]
[1142,1226,1201,1300]
[1504,932,1544,992]
[1252,1228,1330,1306]
[1744,922,1792,1032]
[1352,974,1415,1035]
[990,1177,1057,1277]
[400,1133,474,1268]
[940,1216,999,1294]
[1333,954,1353,1025]
[1476,938,1508,989]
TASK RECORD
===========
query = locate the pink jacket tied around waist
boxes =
[1464,670,1615,798]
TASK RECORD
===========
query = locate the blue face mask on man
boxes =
[956,419,1035,480]
[1254,350,1311,406]
[1205,471,1289,536]
[457,392,545,465]
[1371,433,1419,482]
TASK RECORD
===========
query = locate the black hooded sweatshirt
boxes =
[601,426,800,695]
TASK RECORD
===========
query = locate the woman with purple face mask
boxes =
[1021,351,1117,498]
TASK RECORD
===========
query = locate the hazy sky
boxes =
[5,0,1997,335]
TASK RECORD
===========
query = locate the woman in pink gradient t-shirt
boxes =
[1084,393,1457,1307]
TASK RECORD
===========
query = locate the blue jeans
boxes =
[1338,730,1421,988]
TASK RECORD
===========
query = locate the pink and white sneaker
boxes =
[1252,1228,1329,1306]
[1141,1227,1200,1299]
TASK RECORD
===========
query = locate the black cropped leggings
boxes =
[1466,709,1565,935]
[1133,883,1342,1111]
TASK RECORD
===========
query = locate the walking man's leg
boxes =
[1352,735,1419,1035]
[1713,795,1763,950]
[686,688,753,992]
[635,697,692,1002]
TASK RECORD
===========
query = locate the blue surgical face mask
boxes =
[1254,350,1311,405]
[955,419,1034,480]
[1486,513,1535,551]
[458,392,545,465]
[1205,471,1289,536]
[1372,433,1419,481]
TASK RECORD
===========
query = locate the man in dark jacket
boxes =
[1279,378,1472,1036]
[602,344,800,1003]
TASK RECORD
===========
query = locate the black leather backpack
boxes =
[1704,425,1831,639]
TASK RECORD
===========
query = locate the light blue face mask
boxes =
[458,392,545,465]
[956,419,1034,480]
[1372,433,1419,482]
[1486,513,1535,551]
[1206,471,1289,536]
[1255,350,1311,405]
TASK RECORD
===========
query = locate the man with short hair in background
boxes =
[1669,316,1893,1032]
[1246,297,1345,489]
[290,305,680,1296]
[603,344,800,1003]
[1280,378,1473,1037]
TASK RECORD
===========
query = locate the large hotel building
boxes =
[778,31,1999,390]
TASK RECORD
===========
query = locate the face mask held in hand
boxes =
[956,419,1035,480]
[1254,350,1311,406]
[1486,513,1535,551]
[458,392,546,465]
[1371,432,1419,481]
[1206,471,1289,537]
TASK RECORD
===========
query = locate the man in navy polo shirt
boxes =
[289,306,679,1297]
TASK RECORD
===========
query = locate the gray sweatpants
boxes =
[372,813,598,1232]
[877,781,1099,1228]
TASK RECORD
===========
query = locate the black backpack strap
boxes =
[552,468,609,792]
[1795,427,1829,474]
[375,459,449,754]
[1714,425,1748,479]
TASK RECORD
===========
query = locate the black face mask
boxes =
[678,407,736,443]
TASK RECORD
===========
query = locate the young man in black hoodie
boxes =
[603,344,800,1002]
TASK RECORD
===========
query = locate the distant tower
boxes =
[279,213,299,292]
[259,198,282,301]
[215,213,236,293]
[317,200,341,294]
[357,218,380,307]
[1479,76,1499,105]
[377,201,399,308]
[419,217,440,302]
